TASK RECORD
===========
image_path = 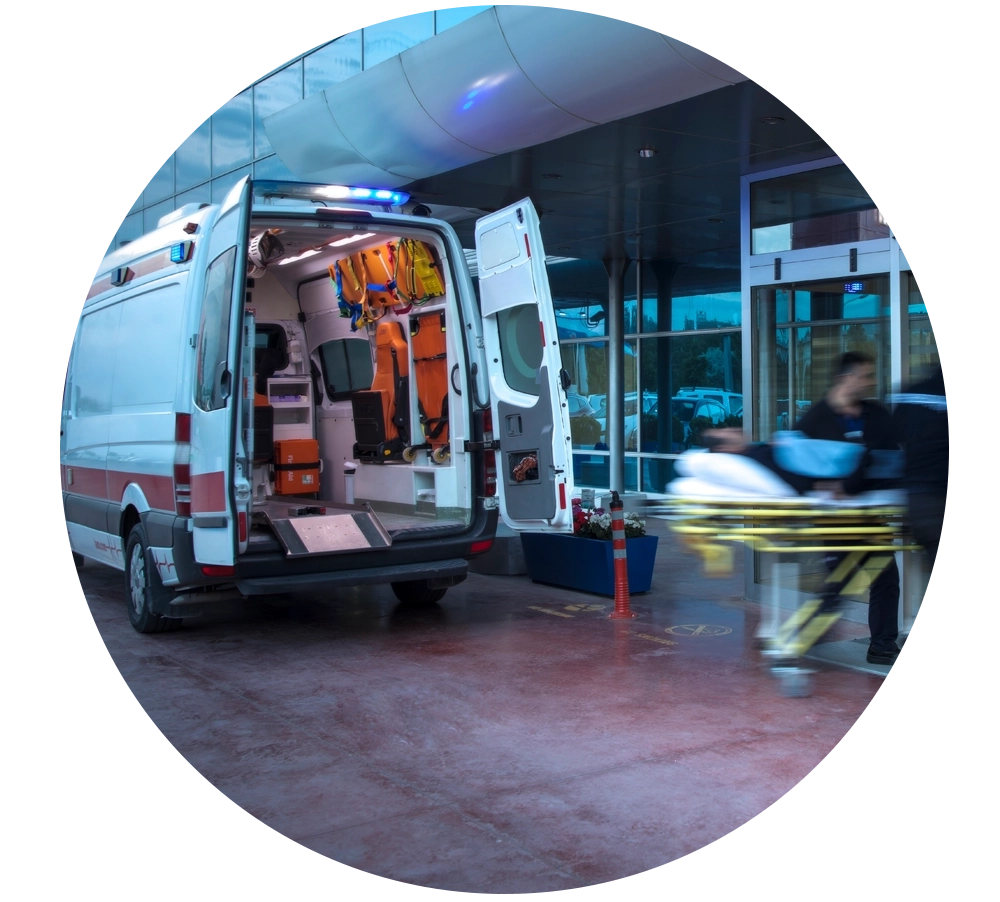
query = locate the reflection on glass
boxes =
[640,291,741,333]
[143,199,175,234]
[176,184,211,210]
[211,167,252,203]
[175,119,211,192]
[144,156,174,205]
[750,164,890,254]
[906,274,939,383]
[637,333,742,459]
[559,340,638,451]
[755,282,890,441]
[111,212,143,253]
[305,32,362,96]
[212,90,253,177]
[363,13,434,69]
[254,63,303,158]
[787,277,888,322]
[254,155,297,181]
[572,453,638,492]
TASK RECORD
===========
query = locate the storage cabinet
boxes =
[267,378,313,441]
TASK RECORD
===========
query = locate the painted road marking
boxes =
[564,603,605,612]
[664,624,733,637]
[635,633,678,646]
[527,606,575,618]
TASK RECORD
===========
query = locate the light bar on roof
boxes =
[308,184,409,205]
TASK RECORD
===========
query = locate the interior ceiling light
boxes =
[637,147,657,158]
[329,232,375,248]
[542,172,563,179]
[759,116,786,125]
[278,248,321,265]
[708,217,723,223]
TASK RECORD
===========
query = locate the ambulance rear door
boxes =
[190,177,253,566]
[474,199,574,532]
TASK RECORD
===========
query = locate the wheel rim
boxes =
[129,541,147,618]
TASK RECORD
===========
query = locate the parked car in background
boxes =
[626,397,729,451]
[674,387,743,418]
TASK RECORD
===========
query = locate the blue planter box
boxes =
[519,532,659,596]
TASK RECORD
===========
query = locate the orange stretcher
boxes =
[404,310,450,464]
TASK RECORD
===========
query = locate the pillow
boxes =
[667,476,798,499]
[674,450,798,496]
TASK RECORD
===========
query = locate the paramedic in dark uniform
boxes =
[891,364,948,569]
[796,351,902,665]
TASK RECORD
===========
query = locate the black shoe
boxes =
[866,646,899,665]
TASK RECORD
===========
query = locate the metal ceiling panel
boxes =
[495,6,745,123]
[262,92,395,187]
[327,56,494,179]
[400,8,590,155]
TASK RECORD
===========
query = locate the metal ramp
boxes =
[252,498,392,558]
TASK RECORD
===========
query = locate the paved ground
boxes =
[76,518,885,893]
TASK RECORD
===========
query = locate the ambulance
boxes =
[61,179,574,632]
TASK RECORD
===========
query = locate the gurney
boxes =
[654,446,918,696]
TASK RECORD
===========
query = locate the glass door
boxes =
[752,275,891,441]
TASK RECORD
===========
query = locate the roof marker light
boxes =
[170,241,194,263]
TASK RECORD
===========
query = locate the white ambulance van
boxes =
[61,179,574,632]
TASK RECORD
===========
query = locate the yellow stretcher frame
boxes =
[652,494,921,695]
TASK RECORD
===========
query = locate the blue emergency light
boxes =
[170,241,194,263]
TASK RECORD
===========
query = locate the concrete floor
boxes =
[77,518,886,893]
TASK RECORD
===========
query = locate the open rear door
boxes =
[190,177,253,566]
[475,199,574,532]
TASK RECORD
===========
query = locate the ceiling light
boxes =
[278,248,321,265]
[329,232,376,248]
[542,173,563,179]
[708,218,723,223]
[637,147,657,158]
[759,116,785,125]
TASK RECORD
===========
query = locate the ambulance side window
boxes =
[318,337,374,401]
[195,247,237,411]
[74,305,122,416]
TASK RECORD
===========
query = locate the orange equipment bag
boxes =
[409,310,449,448]
[273,438,320,496]
[395,238,445,304]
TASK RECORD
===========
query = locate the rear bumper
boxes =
[235,557,468,595]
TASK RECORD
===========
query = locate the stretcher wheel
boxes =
[431,445,450,464]
[771,665,813,698]
[402,446,418,462]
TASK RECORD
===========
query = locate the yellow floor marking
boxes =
[527,606,575,618]
[635,633,678,646]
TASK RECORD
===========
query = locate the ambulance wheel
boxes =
[391,579,447,607]
[72,551,85,569]
[431,446,450,465]
[125,523,181,634]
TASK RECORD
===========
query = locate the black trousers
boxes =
[825,552,900,654]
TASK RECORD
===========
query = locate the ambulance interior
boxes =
[239,216,477,557]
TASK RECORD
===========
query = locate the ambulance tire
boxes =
[125,523,182,634]
[390,579,447,607]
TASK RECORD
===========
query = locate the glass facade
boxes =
[552,259,743,495]
[112,8,493,253]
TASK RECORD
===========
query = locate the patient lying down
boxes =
[667,428,873,502]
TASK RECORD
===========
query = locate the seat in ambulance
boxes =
[352,321,410,461]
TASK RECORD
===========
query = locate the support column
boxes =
[604,255,630,495]
[650,260,679,491]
